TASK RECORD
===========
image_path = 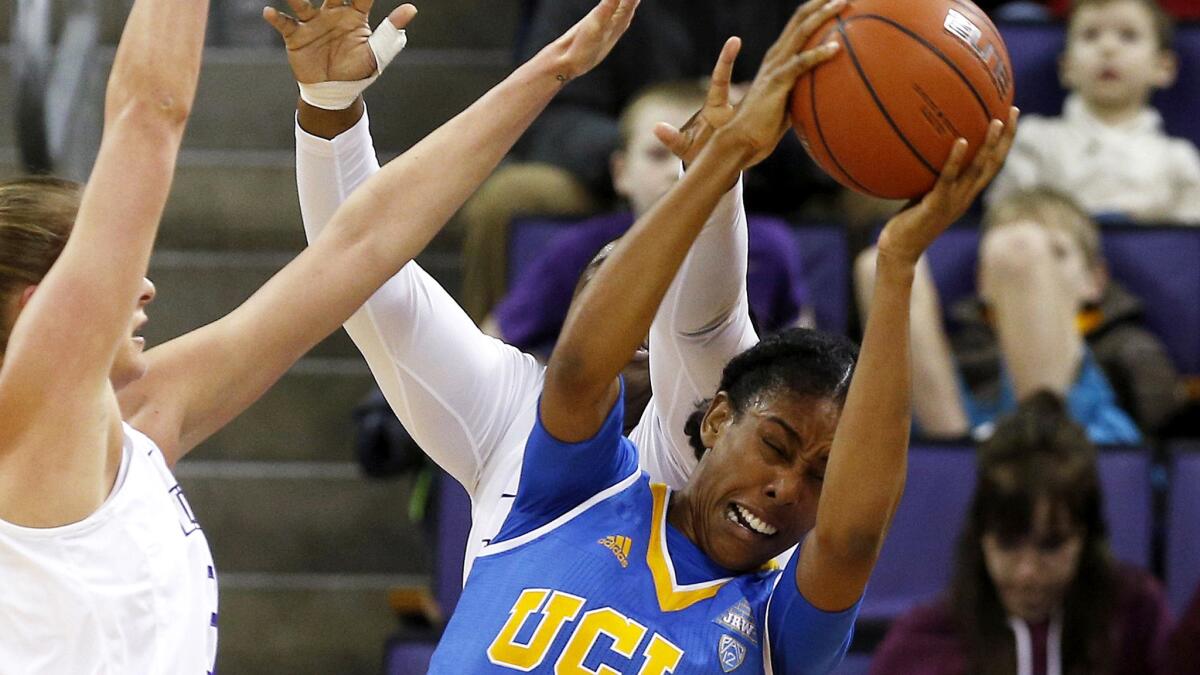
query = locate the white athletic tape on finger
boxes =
[298,19,408,110]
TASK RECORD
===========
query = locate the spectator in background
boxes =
[482,82,813,356]
[458,0,837,320]
[856,190,1172,444]
[986,0,1200,223]
[871,392,1172,675]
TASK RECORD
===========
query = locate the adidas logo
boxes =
[598,535,632,568]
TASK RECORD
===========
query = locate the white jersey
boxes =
[296,110,757,578]
[0,424,219,674]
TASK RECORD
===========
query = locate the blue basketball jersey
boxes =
[430,384,859,674]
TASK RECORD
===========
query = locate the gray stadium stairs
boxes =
[1,1,520,672]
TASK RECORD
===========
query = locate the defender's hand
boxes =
[264,0,418,84]
[719,0,845,170]
[551,0,640,83]
[878,107,1020,266]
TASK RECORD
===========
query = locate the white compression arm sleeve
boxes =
[629,176,758,488]
[295,110,544,492]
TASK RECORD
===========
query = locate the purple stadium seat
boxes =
[509,217,851,335]
[383,639,435,675]
[1157,25,1200,147]
[793,223,851,335]
[862,444,1151,622]
[922,227,980,317]
[1167,442,1200,615]
[382,472,471,673]
[832,652,874,675]
[997,22,1200,146]
[923,225,1200,375]
[435,471,472,616]
[1101,227,1200,374]
[860,445,978,621]
[998,22,1068,118]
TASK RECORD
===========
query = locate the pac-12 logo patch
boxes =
[718,634,747,673]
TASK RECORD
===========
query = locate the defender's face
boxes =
[1062,0,1173,110]
[110,277,156,390]
[681,391,839,572]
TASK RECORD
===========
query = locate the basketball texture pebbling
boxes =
[791,0,1015,199]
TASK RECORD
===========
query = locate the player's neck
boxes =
[666,492,700,547]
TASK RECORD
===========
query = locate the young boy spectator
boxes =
[987,0,1200,223]
[482,82,813,356]
[856,189,1180,443]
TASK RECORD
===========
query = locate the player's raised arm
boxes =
[121,0,641,462]
[0,0,207,524]
[540,0,845,443]
[795,108,1019,611]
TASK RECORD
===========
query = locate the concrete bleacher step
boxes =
[185,47,512,152]
[144,248,461,359]
[216,574,424,675]
[0,50,11,148]
[0,43,513,167]
[177,460,432,574]
[190,358,376,461]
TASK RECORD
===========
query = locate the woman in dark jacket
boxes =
[871,392,1172,675]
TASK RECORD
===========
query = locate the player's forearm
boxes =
[652,177,748,337]
[297,108,380,244]
[105,0,207,129]
[547,132,751,416]
[813,251,914,559]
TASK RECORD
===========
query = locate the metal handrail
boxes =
[13,0,102,178]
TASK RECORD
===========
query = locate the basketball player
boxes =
[0,0,638,670]
[278,0,795,579]
[428,7,1020,672]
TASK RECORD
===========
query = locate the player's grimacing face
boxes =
[680,391,839,572]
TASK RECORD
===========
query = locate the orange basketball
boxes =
[791,0,1014,199]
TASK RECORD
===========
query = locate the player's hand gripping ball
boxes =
[791,0,1014,199]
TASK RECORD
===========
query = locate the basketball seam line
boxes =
[808,54,881,198]
[851,13,994,124]
[837,17,939,178]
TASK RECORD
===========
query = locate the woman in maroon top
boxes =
[871,392,1171,675]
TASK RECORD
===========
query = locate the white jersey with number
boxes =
[0,423,219,675]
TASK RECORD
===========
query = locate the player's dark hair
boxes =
[1070,0,1175,52]
[683,328,858,460]
[950,391,1117,675]
[0,177,81,355]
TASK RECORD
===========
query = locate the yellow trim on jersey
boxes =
[646,483,733,612]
